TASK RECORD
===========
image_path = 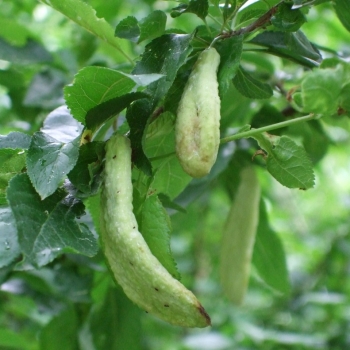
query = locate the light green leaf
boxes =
[253,133,314,189]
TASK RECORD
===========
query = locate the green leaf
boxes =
[301,65,343,115]
[132,33,193,106]
[334,0,350,32]
[233,66,273,99]
[6,173,98,267]
[126,99,153,176]
[0,328,34,350]
[68,141,105,194]
[271,2,306,32]
[39,306,79,350]
[171,0,209,21]
[64,66,137,124]
[252,199,290,294]
[0,18,32,46]
[0,207,20,268]
[217,35,243,97]
[115,16,140,42]
[138,10,167,43]
[26,132,79,199]
[249,31,321,68]
[253,134,315,189]
[40,0,130,57]
[139,194,180,279]
[84,193,101,236]
[0,132,31,149]
[85,92,148,133]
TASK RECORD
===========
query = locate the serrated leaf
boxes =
[253,133,314,189]
[85,92,148,133]
[0,207,20,268]
[0,132,31,149]
[334,0,350,32]
[271,2,306,32]
[249,30,321,68]
[115,16,140,42]
[301,65,343,115]
[138,10,167,43]
[68,141,105,194]
[40,0,128,56]
[252,199,290,294]
[26,132,80,199]
[233,66,273,99]
[140,194,180,279]
[6,173,98,267]
[64,66,137,124]
[217,36,243,97]
[126,99,153,176]
[171,0,209,21]
[132,33,193,106]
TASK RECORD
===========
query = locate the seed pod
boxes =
[175,47,221,178]
[220,166,261,305]
[100,133,211,328]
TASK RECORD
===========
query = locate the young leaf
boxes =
[171,0,209,21]
[64,67,137,124]
[138,10,167,43]
[115,16,140,42]
[132,33,193,105]
[249,31,321,68]
[217,35,243,97]
[6,173,98,267]
[138,194,180,279]
[0,207,20,268]
[334,0,350,32]
[0,132,31,149]
[233,66,273,99]
[253,133,315,189]
[252,199,290,294]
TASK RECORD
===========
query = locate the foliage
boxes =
[1,0,350,348]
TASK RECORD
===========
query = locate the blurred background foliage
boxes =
[0,0,350,349]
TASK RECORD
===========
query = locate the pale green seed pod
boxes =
[100,134,211,328]
[220,166,261,305]
[175,47,221,178]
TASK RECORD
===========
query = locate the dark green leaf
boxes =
[85,92,148,132]
[233,66,273,99]
[132,33,193,106]
[138,10,167,43]
[249,31,321,68]
[0,207,20,268]
[64,66,137,124]
[253,199,290,294]
[126,99,153,175]
[68,141,105,194]
[334,0,350,32]
[0,38,52,65]
[171,0,209,21]
[223,0,236,22]
[0,132,31,149]
[158,193,186,213]
[140,194,180,279]
[251,104,286,133]
[115,16,140,42]
[271,3,306,32]
[6,173,98,267]
[217,35,243,97]
[39,306,79,350]
[26,132,80,199]
[253,134,315,189]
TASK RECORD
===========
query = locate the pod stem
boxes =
[220,113,318,144]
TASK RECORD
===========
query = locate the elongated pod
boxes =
[220,166,261,305]
[100,134,210,328]
[175,47,221,178]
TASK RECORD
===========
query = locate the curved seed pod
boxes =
[100,133,211,328]
[175,47,221,178]
[220,166,261,305]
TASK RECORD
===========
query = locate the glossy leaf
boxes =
[138,10,167,43]
[6,173,98,267]
[171,0,209,21]
[0,132,31,150]
[271,3,306,32]
[115,16,140,42]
